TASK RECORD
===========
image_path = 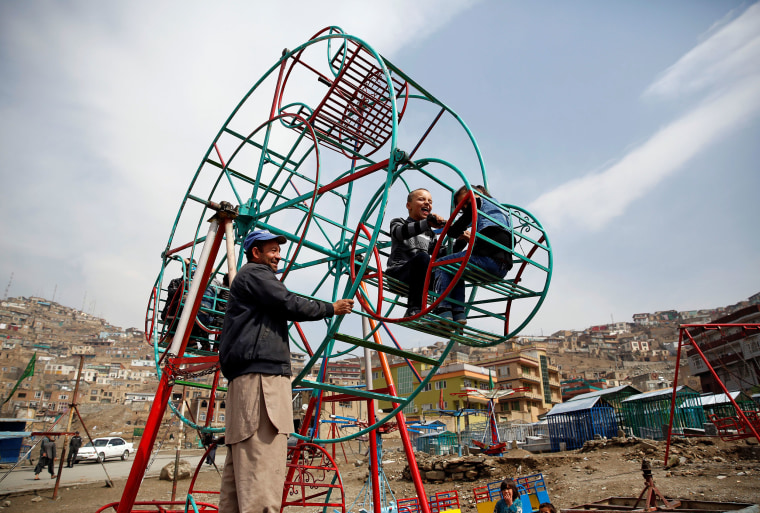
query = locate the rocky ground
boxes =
[0,436,757,512]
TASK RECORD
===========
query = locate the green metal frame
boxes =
[146,26,553,442]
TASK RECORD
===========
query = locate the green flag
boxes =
[1,353,36,407]
[489,370,494,390]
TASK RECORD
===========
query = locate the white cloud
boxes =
[529,3,760,232]
[645,2,760,98]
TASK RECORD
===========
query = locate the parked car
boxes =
[77,437,133,463]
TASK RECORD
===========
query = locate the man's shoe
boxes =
[403,307,421,318]
[453,311,468,324]
[34,475,39,480]
[435,309,454,322]
[51,475,56,479]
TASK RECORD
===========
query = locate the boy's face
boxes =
[407,189,433,221]
[539,507,551,513]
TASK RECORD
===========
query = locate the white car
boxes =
[77,437,134,463]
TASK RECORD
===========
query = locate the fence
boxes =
[461,421,548,449]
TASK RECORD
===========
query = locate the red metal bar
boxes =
[316,158,389,195]
[116,370,174,513]
[117,220,227,513]
[364,314,429,513]
[664,328,685,466]
[503,234,545,336]
[682,327,760,441]
[368,399,382,513]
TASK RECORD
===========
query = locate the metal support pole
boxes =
[368,399,381,513]
[171,386,186,502]
[116,371,173,513]
[52,355,85,499]
[362,316,382,513]
[664,329,685,467]
[363,312,430,513]
[224,219,238,283]
[117,211,228,513]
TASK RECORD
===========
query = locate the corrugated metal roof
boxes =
[622,386,695,403]
[568,384,640,401]
[546,396,602,416]
[700,391,741,406]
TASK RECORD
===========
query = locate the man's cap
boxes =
[243,230,287,251]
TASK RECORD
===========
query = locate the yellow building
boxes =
[478,345,562,422]
[369,361,496,429]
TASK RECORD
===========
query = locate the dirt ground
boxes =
[1,436,758,512]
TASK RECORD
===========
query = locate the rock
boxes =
[159,460,192,481]
[451,472,464,480]
[355,460,364,467]
[465,470,478,480]
[30,497,42,503]
[2,500,10,507]
[426,470,446,481]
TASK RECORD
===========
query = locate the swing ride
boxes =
[112,26,553,513]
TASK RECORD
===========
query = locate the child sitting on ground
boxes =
[495,478,522,513]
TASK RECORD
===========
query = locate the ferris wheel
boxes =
[122,26,553,513]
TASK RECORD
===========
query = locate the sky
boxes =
[1,1,759,337]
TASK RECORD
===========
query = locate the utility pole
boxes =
[3,272,13,300]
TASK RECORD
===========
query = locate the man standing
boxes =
[67,431,82,468]
[33,436,56,479]
[218,230,354,513]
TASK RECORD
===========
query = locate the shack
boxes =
[700,391,757,418]
[568,384,641,428]
[546,396,617,451]
[621,386,705,440]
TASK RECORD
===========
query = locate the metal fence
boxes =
[460,421,548,448]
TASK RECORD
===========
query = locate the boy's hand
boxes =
[426,213,445,229]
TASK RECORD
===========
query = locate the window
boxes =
[435,380,447,390]
[200,413,206,421]
[521,366,531,376]
[218,414,225,422]
[17,392,26,399]
[421,403,433,410]
[423,383,432,392]
[34,391,42,399]
[462,379,472,388]
[59,394,68,400]
[499,366,510,376]
[339,401,351,408]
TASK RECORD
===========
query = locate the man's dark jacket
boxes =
[219,262,334,381]
[69,435,82,451]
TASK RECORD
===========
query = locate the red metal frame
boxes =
[282,442,345,513]
[115,218,228,513]
[664,323,760,466]
[278,28,409,160]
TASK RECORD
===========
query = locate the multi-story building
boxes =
[370,361,494,427]
[479,345,562,421]
[686,305,760,394]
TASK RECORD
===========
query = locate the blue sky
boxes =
[1,1,758,336]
